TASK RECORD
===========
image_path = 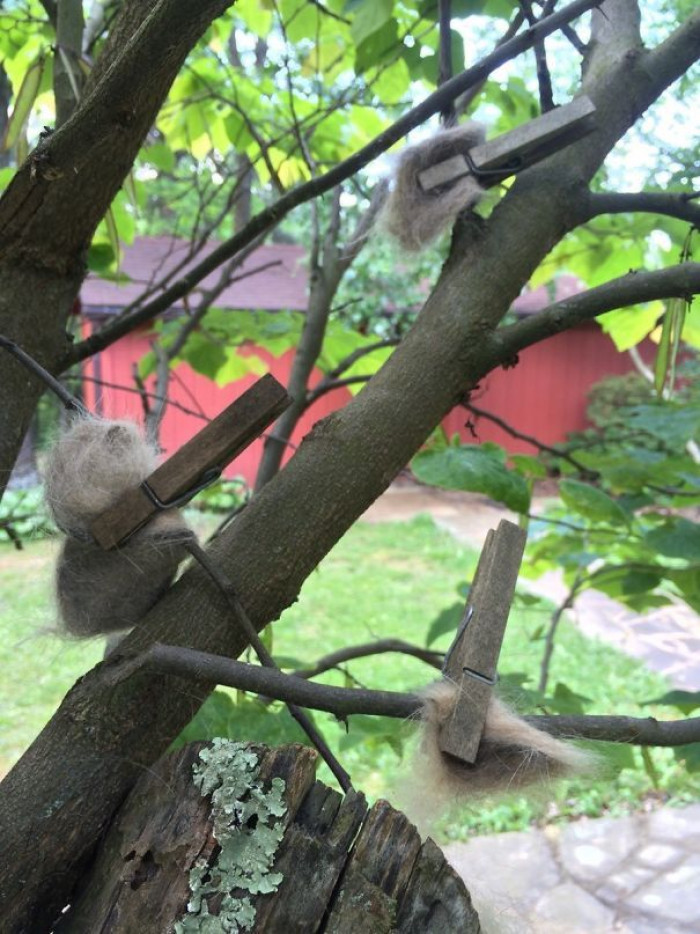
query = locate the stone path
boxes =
[444,805,700,933]
[363,483,700,933]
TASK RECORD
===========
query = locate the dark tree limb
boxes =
[495,263,700,358]
[142,643,700,748]
[584,191,700,226]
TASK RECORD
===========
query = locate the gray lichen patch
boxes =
[175,740,287,933]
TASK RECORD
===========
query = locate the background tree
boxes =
[0,0,699,929]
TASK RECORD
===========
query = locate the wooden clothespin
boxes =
[90,373,291,549]
[418,96,596,193]
[440,519,527,763]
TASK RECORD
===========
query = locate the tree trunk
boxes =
[56,741,480,933]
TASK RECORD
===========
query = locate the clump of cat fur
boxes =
[44,417,192,636]
[380,122,486,251]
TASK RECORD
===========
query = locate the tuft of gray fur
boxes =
[44,416,192,637]
[380,122,486,251]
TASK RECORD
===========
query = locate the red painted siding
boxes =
[81,324,352,484]
[443,322,650,452]
[82,319,646,484]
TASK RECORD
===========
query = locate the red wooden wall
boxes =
[82,319,643,486]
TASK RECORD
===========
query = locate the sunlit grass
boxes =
[2,514,698,837]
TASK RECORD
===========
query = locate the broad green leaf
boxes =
[412,444,531,513]
[673,743,700,774]
[87,243,117,274]
[511,454,547,479]
[645,518,700,561]
[546,682,593,715]
[559,479,630,526]
[643,690,700,715]
[214,349,267,387]
[351,0,393,46]
[2,52,45,151]
[591,567,662,601]
[626,402,700,446]
[597,302,663,351]
[355,19,399,74]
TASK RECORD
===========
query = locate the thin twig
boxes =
[292,639,444,679]
[0,336,87,415]
[538,572,585,693]
[184,538,353,792]
[464,401,593,474]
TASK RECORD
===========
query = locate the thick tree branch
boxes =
[143,643,700,747]
[584,191,700,226]
[495,263,700,357]
[68,0,602,364]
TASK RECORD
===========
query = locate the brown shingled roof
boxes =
[81,237,309,314]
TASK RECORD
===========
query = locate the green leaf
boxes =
[597,302,663,351]
[645,518,700,561]
[426,601,464,647]
[545,682,593,715]
[673,743,700,774]
[559,479,630,526]
[412,444,531,513]
[643,690,700,715]
[351,0,393,46]
[355,19,399,74]
[2,52,45,151]
[511,454,547,479]
[595,741,636,772]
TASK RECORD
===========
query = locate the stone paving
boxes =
[362,483,700,933]
[443,805,700,933]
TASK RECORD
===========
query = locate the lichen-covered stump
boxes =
[55,741,480,932]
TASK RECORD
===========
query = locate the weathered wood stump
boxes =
[55,741,481,932]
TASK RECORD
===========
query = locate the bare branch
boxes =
[66,0,602,365]
[142,643,700,747]
[291,639,444,679]
[496,263,700,357]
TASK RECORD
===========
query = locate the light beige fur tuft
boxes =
[380,122,486,251]
[44,416,192,637]
[400,681,597,831]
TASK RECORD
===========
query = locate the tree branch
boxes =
[584,191,700,226]
[291,639,444,679]
[67,0,602,364]
[142,643,700,747]
[495,263,700,358]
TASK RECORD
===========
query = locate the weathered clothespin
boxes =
[418,96,596,193]
[90,373,291,549]
[440,519,527,763]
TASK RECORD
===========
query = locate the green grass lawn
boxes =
[2,514,698,838]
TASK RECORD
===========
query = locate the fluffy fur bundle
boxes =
[380,122,486,251]
[400,681,596,830]
[44,416,192,637]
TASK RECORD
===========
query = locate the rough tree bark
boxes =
[0,2,698,931]
[56,742,480,932]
